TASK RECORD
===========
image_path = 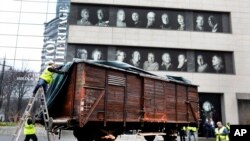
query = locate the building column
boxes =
[223,92,239,124]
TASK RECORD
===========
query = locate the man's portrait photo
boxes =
[77,8,92,26]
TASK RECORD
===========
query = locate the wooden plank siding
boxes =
[176,85,188,122]
[187,86,199,122]
[165,82,176,122]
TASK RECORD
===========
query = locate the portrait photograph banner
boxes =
[69,3,231,33]
[66,44,234,74]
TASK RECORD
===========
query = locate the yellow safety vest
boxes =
[215,126,228,141]
[39,66,54,84]
[24,120,36,135]
[187,126,197,132]
[182,126,186,131]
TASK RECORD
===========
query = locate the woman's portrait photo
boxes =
[91,49,102,61]
[76,48,88,60]
[116,50,126,62]
[211,54,225,73]
[177,14,185,30]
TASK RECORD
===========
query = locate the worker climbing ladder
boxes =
[11,91,53,141]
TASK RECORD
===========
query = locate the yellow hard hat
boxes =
[47,60,55,65]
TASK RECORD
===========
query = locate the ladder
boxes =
[11,92,53,141]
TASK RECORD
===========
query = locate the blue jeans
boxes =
[188,131,196,141]
[32,78,48,96]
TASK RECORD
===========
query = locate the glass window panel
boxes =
[20,13,47,24]
[0,23,18,35]
[0,59,14,71]
[0,12,20,23]
[46,13,56,22]
[49,0,57,2]
[0,35,17,47]
[27,0,49,2]
[47,2,57,14]
[13,59,41,72]
[0,0,21,12]
[15,48,42,61]
[18,24,44,36]
[21,1,48,13]
[0,47,16,60]
[17,36,44,48]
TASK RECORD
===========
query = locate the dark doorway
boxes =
[238,100,250,125]
[198,93,222,137]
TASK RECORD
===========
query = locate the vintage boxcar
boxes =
[45,60,199,141]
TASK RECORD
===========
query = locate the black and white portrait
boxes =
[72,45,108,62]
[195,15,205,31]
[196,54,209,72]
[70,4,230,33]
[143,52,159,71]
[91,49,102,60]
[160,53,175,71]
[199,93,222,137]
[146,11,156,28]
[211,54,225,73]
[77,8,92,26]
[116,50,126,62]
[202,100,215,130]
[95,8,109,26]
[160,12,171,29]
[129,50,141,67]
[130,12,141,27]
[176,53,187,71]
[177,14,185,30]
[76,48,88,60]
[208,15,220,33]
[116,9,126,27]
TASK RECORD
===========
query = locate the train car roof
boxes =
[72,59,197,86]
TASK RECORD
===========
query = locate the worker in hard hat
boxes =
[24,117,37,141]
[32,60,66,96]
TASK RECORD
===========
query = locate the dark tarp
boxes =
[46,62,74,109]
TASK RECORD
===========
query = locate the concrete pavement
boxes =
[0,126,216,141]
[176,136,216,141]
[0,126,77,141]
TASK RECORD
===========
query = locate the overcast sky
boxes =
[0,0,58,72]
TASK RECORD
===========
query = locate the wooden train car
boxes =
[45,60,199,141]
